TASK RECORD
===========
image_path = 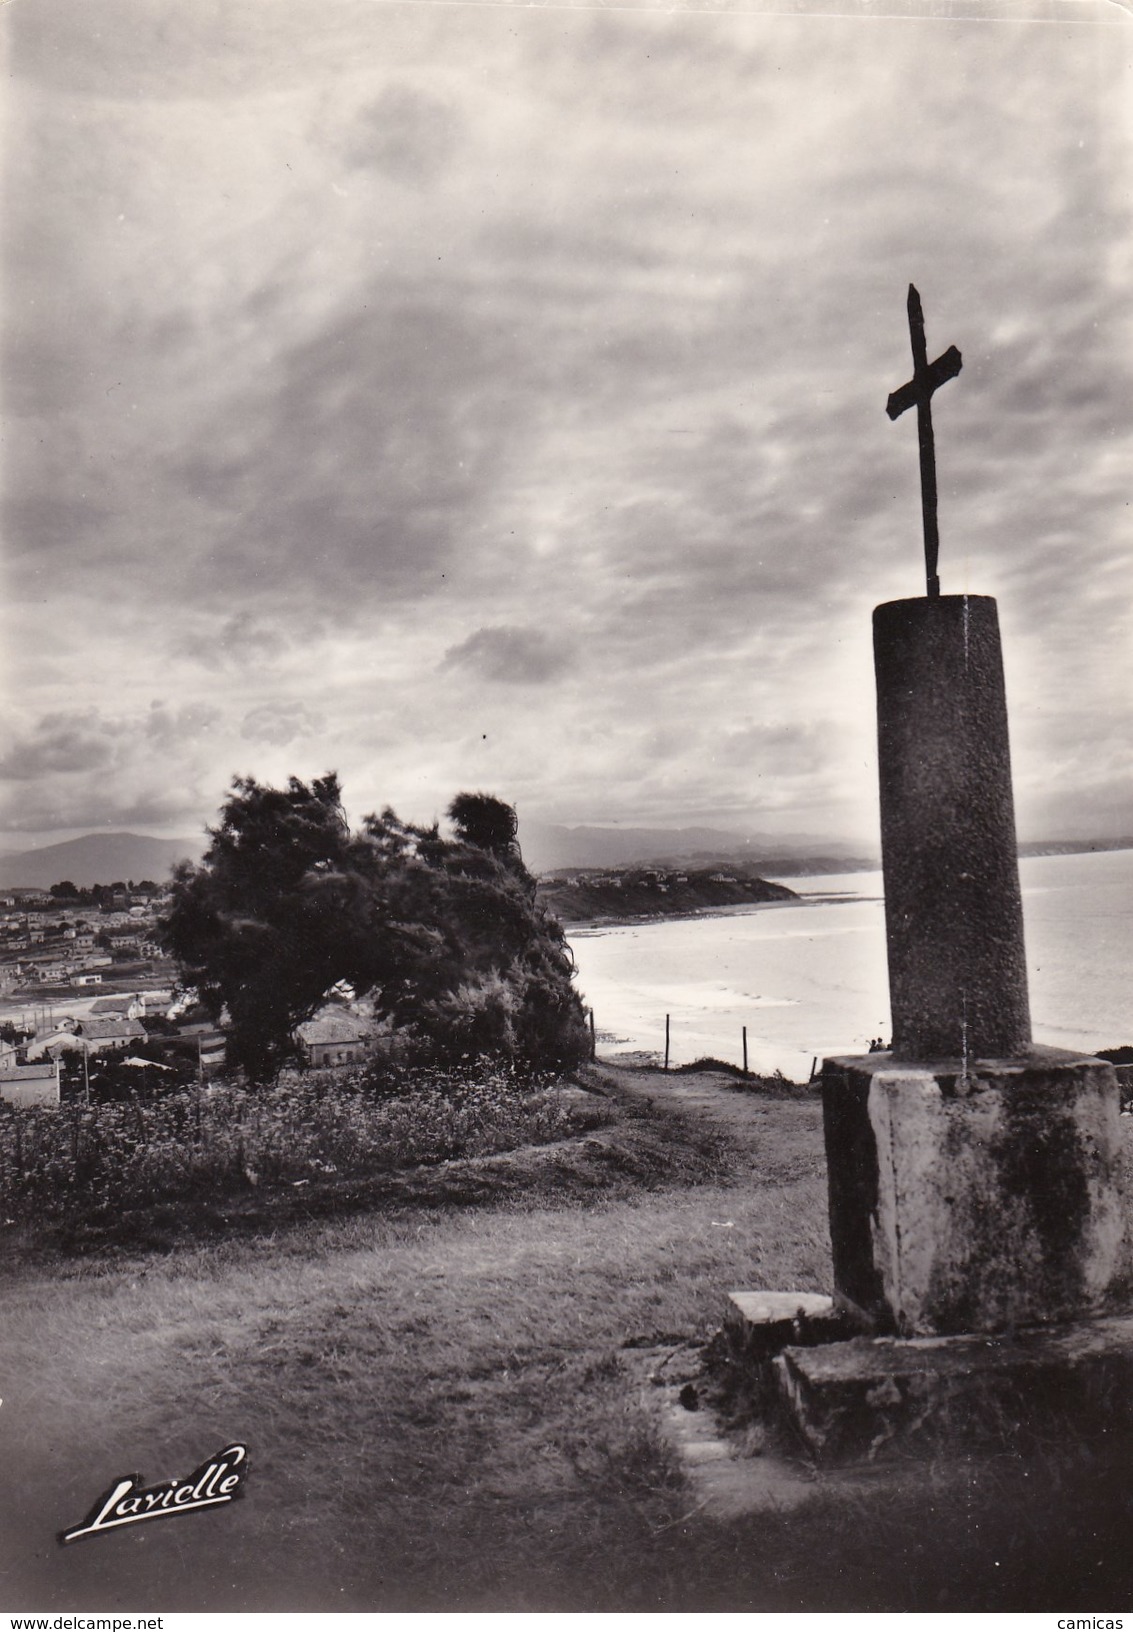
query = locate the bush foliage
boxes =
[162,776,590,1081]
[0,1069,613,1225]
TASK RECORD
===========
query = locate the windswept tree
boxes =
[163,775,358,1080]
[162,776,589,1082]
[447,791,521,860]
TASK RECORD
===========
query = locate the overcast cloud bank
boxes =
[3,2,1130,847]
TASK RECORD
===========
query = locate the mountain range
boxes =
[0,833,203,890]
[0,825,1125,891]
[518,822,872,874]
[0,825,856,889]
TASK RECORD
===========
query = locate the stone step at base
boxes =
[725,1290,835,1355]
[775,1311,1133,1464]
[724,1290,862,1365]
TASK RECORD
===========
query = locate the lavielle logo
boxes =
[59,1443,248,1544]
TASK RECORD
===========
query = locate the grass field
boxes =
[3,1065,1133,1612]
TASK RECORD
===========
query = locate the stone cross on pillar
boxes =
[875,287,1029,1061]
[816,289,1126,1339]
[886,284,962,600]
[876,288,1030,1060]
[723,293,1131,1469]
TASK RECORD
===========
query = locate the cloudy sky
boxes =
[2,0,1130,853]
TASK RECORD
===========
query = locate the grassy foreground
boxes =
[2,1066,1133,1612]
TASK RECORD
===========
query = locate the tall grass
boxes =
[0,1067,613,1226]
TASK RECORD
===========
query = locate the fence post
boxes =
[664,1014,670,1072]
[742,1025,748,1076]
[589,1008,596,1061]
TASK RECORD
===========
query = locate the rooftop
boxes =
[79,1017,146,1041]
[297,1012,367,1046]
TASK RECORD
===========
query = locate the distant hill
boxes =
[537,864,798,925]
[520,821,871,874]
[0,832,203,890]
[1018,838,1133,859]
[522,820,1133,877]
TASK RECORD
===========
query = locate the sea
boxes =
[567,847,1133,1079]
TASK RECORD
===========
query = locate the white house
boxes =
[78,1017,147,1052]
[26,1031,87,1062]
[296,1011,369,1068]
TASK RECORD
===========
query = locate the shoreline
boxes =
[561,889,878,936]
[559,844,1133,936]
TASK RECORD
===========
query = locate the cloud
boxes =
[442,626,574,685]
[2,5,1130,847]
[0,710,124,780]
[9,0,371,99]
[344,85,462,185]
[241,701,324,746]
[0,780,210,838]
[0,704,222,836]
[145,701,222,750]
[172,613,291,670]
[713,722,839,777]
[95,288,546,621]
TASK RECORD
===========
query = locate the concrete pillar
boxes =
[874,594,1031,1061]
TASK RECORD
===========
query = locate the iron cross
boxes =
[886,285,962,598]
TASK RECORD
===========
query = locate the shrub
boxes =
[0,1067,612,1226]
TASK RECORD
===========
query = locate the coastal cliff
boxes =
[536,864,797,927]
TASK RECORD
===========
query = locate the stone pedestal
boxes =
[775,1314,1133,1464]
[822,1047,1127,1336]
[874,595,1031,1059]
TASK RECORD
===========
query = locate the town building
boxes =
[0,1060,61,1109]
[296,1012,369,1068]
[77,1017,147,1052]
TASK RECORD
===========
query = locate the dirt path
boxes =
[586,1057,824,1167]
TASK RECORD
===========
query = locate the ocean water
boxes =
[567,848,1133,1079]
